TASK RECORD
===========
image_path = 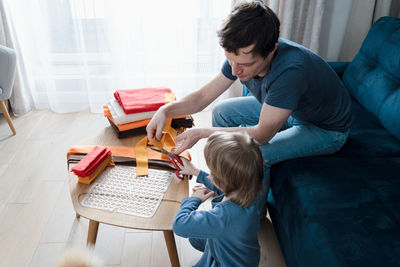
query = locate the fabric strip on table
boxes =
[67,145,191,163]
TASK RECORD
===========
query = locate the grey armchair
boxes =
[0,44,17,135]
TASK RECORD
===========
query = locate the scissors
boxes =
[150,147,184,180]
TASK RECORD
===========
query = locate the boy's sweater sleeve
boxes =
[173,197,228,238]
[196,170,223,195]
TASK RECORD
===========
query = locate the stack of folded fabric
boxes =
[104,87,194,138]
[71,146,114,184]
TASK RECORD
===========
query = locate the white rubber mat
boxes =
[81,165,173,218]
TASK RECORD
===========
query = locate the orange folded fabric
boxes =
[71,146,112,177]
[103,105,151,131]
[103,105,186,132]
[114,87,174,114]
[77,155,114,184]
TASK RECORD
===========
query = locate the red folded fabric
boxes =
[71,146,112,177]
[114,87,173,114]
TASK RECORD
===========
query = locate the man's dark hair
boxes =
[217,1,280,58]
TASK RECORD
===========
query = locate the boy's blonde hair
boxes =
[204,131,263,207]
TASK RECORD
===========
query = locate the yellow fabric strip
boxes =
[135,136,150,177]
[135,118,179,177]
[149,118,174,160]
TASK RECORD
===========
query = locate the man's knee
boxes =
[212,101,229,127]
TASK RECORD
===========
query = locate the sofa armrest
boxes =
[0,45,17,100]
[328,61,350,78]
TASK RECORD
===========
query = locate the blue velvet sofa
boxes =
[267,16,400,266]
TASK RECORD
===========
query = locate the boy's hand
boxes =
[191,188,214,202]
[176,157,200,176]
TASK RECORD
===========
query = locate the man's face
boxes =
[224,44,276,82]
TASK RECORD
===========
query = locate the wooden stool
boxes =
[68,127,188,267]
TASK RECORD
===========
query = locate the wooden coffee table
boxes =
[67,127,188,267]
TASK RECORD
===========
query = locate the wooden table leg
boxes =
[87,220,99,246]
[163,230,180,267]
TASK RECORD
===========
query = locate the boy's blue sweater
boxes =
[173,170,263,267]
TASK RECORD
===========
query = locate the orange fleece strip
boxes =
[67,145,191,162]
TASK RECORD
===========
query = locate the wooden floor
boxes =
[0,109,286,267]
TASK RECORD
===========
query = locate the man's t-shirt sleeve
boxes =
[266,66,307,110]
[221,59,237,81]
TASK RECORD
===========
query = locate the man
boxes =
[146,1,352,189]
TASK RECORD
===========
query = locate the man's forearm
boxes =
[161,90,208,118]
[162,72,234,118]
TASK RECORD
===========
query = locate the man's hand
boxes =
[176,158,200,176]
[146,109,167,142]
[146,73,233,143]
[191,187,214,202]
[173,128,209,155]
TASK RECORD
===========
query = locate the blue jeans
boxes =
[212,96,349,191]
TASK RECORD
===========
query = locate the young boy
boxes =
[173,131,264,267]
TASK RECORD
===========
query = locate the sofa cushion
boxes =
[342,16,400,140]
[333,99,400,157]
[268,157,400,267]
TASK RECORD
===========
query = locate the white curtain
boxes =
[339,0,400,61]
[1,0,34,115]
[266,0,327,54]
[266,0,399,62]
[5,0,232,114]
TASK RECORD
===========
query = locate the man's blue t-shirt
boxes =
[221,38,352,132]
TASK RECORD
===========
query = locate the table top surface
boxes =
[68,126,189,230]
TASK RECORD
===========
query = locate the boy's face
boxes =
[224,43,278,81]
